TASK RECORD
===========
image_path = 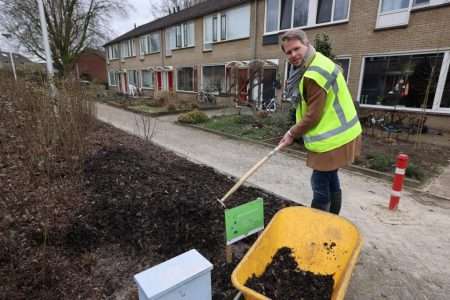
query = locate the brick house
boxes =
[74,48,107,83]
[104,0,450,130]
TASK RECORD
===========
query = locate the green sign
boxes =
[225,198,264,245]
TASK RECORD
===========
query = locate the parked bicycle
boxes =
[262,97,277,113]
[197,90,216,105]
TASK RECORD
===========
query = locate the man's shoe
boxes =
[330,191,342,215]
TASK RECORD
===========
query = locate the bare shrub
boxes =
[167,103,177,112]
[2,79,96,175]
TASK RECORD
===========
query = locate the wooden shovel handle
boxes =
[219,145,282,205]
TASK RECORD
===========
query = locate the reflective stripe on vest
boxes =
[302,65,360,144]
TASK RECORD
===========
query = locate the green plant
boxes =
[406,162,424,181]
[178,110,209,124]
[367,154,395,173]
[314,33,335,60]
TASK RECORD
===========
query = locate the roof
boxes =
[0,51,32,64]
[103,0,250,47]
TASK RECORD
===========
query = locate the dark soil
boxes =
[246,247,334,300]
[1,119,295,299]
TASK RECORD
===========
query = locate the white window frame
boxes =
[264,0,351,35]
[108,70,118,86]
[411,0,450,10]
[357,49,450,114]
[127,69,139,87]
[378,0,411,15]
[109,44,121,60]
[201,64,227,94]
[335,56,352,83]
[176,66,195,93]
[121,39,135,58]
[141,69,154,90]
[203,3,251,48]
[169,22,195,50]
[149,32,161,54]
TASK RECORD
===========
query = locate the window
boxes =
[109,44,120,59]
[221,15,227,41]
[176,25,182,48]
[280,0,294,30]
[149,33,161,53]
[212,16,218,42]
[413,0,429,6]
[265,0,350,33]
[127,70,139,87]
[203,65,226,94]
[169,22,195,50]
[381,0,410,12]
[177,67,194,91]
[139,33,160,55]
[317,0,349,23]
[334,0,349,20]
[294,0,309,27]
[317,0,333,23]
[108,71,117,86]
[204,4,250,46]
[121,40,135,58]
[335,58,350,82]
[360,53,444,108]
[266,0,279,32]
[441,66,450,108]
[142,70,154,88]
[139,37,148,55]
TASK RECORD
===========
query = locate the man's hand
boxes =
[278,130,295,149]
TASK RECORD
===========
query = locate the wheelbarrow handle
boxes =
[218,145,283,207]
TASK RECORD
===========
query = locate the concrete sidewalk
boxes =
[96,103,450,300]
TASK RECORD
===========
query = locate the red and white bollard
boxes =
[389,154,409,210]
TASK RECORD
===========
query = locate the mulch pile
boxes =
[1,117,296,299]
[246,247,334,299]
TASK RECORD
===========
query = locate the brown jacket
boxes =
[289,78,362,171]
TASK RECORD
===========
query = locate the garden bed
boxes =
[196,113,450,183]
[0,120,295,299]
[99,96,224,117]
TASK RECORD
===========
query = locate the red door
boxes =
[168,71,174,91]
[156,72,162,91]
[238,69,249,104]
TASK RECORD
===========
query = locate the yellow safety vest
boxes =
[296,53,362,153]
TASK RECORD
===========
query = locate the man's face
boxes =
[283,39,309,67]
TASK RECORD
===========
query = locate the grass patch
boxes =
[178,110,209,124]
[128,105,169,114]
[199,113,292,141]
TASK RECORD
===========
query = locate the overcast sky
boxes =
[110,0,157,38]
[0,0,158,59]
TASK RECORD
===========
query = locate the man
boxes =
[278,29,362,215]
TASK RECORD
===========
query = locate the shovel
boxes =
[217,144,283,208]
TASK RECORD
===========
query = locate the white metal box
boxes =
[134,249,213,300]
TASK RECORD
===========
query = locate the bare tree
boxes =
[0,0,128,75]
[150,0,204,18]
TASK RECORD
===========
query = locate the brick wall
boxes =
[75,52,107,83]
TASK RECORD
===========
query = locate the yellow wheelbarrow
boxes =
[231,206,363,300]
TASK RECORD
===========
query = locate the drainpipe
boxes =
[252,0,258,60]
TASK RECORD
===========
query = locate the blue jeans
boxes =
[311,170,341,212]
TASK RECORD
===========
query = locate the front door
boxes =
[156,72,162,91]
[263,69,277,103]
[168,71,174,91]
[238,68,249,104]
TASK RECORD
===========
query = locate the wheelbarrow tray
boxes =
[231,206,363,300]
